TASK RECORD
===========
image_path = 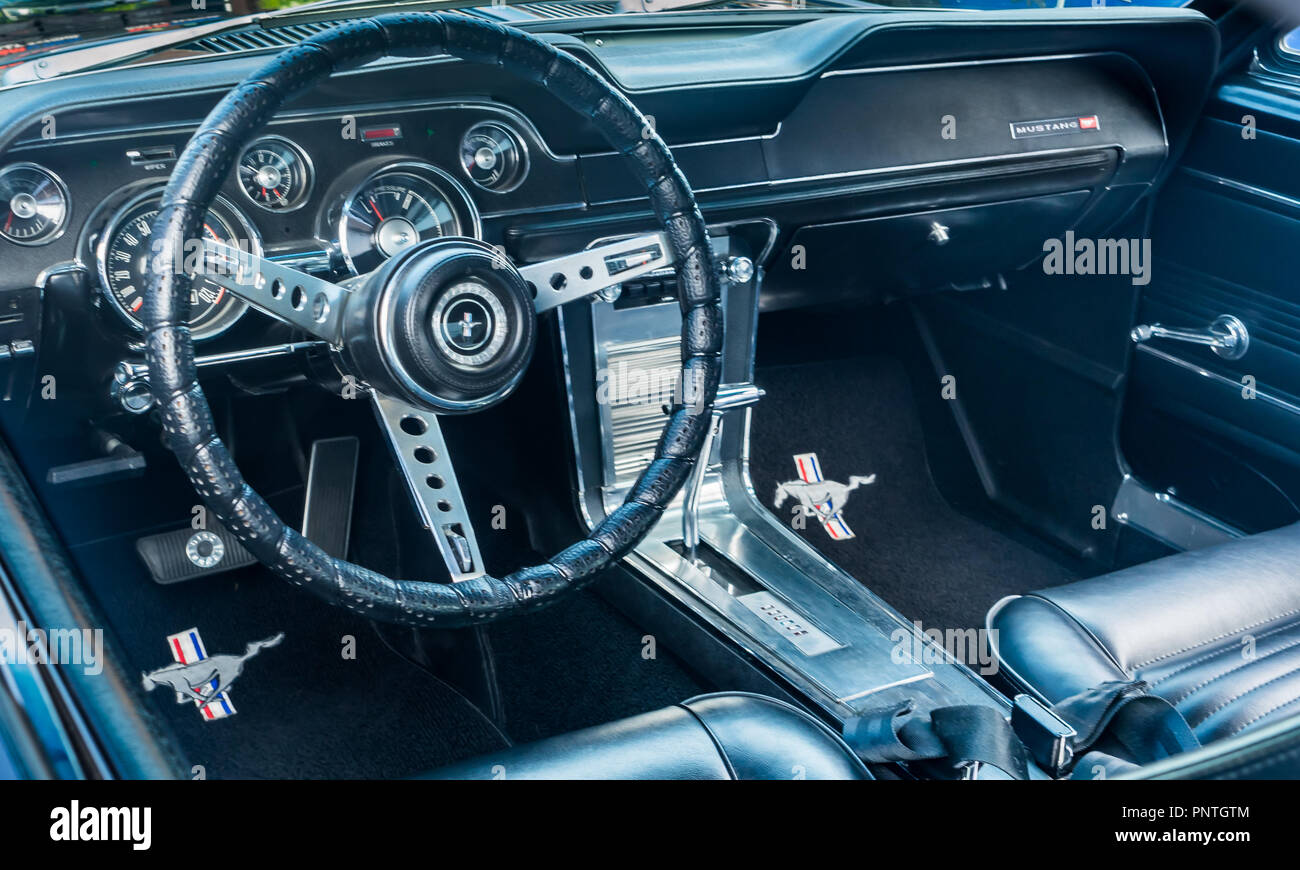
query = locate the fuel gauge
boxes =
[237,136,313,212]
[0,163,69,246]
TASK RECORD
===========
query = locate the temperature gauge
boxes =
[0,163,69,246]
[237,136,313,212]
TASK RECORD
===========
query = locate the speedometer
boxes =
[338,163,479,275]
[96,191,259,341]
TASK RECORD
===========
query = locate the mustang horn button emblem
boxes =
[774,452,876,541]
[343,238,537,413]
[429,280,507,367]
[142,629,283,720]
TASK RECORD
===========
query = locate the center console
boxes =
[558,220,1010,729]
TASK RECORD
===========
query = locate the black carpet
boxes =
[69,447,706,777]
[72,532,512,780]
[750,356,1083,633]
[488,584,708,744]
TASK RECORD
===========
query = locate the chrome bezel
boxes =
[459,121,530,194]
[337,161,482,276]
[236,134,315,214]
[0,162,71,247]
[95,188,262,341]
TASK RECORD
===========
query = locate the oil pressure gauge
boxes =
[459,122,528,193]
[0,163,69,246]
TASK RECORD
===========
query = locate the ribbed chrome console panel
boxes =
[601,336,681,489]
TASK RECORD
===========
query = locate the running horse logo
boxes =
[773,452,876,541]
[142,629,284,720]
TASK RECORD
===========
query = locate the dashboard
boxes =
[0,99,562,348]
[0,6,1220,418]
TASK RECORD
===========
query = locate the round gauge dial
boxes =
[459,122,528,193]
[0,163,69,246]
[97,192,259,340]
[339,164,478,275]
[237,136,313,212]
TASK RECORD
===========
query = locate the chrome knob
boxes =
[112,361,155,414]
[725,255,754,284]
[928,221,951,246]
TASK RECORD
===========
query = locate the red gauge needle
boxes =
[368,198,384,221]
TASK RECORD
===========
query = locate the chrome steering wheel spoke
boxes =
[372,392,485,583]
[202,239,351,344]
[522,232,674,313]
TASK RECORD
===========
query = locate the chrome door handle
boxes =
[1130,314,1249,361]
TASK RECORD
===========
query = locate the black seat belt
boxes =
[842,700,1031,780]
[1046,680,1200,779]
[841,680,1199,780]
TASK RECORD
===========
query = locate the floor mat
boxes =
[488,584,709,744]
[750,356,1082,633]
[72,533,512,780]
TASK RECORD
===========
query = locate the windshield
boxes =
[0,0,1198,74]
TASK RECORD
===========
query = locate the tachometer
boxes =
[338,163,479,275]
[0,163,69,246]
[96,191,259,340]
[237,136,313,212]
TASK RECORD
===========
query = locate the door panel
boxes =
[1124,47,1300,534]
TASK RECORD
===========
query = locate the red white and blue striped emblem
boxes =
[793,452,856,540]
[166,628,237,721]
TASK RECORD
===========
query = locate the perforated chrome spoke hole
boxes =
[399,415,427,436]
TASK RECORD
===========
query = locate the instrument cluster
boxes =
[0,108,535,344]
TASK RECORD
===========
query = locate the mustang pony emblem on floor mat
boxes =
[774,452,875,541]
[142,629,284,721]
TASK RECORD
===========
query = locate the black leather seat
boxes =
[426,692,872,780]
[988,523,1300,745]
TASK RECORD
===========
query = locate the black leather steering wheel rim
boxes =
[142,12,723,627]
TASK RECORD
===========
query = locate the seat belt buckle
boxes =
[1011,694,1077,777]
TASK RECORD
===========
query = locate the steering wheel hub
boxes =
[343,236,537,413]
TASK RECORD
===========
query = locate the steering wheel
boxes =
[142,12,722,626]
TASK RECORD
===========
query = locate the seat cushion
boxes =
[988,523,1300,744]
[424,692,872,780]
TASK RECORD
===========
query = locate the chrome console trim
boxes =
[559,219,1009,725]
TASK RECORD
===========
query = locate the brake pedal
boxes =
[301,436,360,559]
